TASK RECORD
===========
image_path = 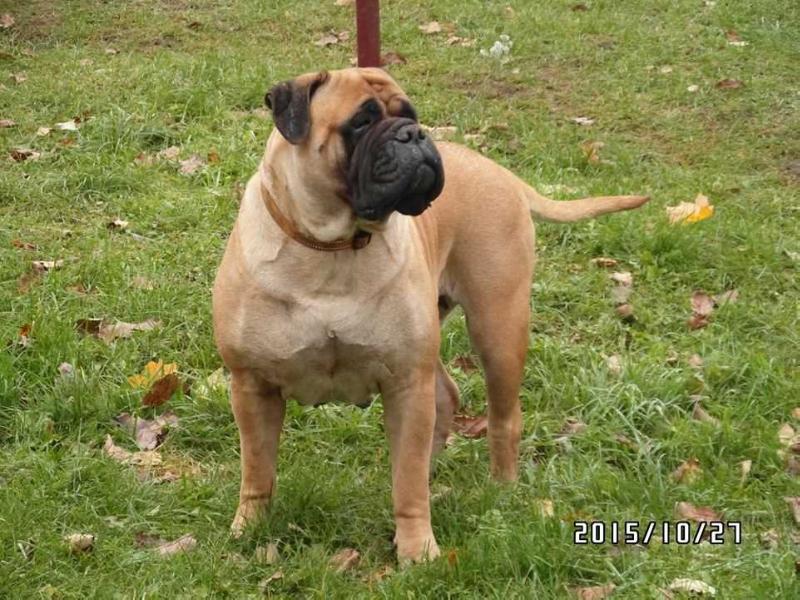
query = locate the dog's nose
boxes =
[394,122,424,144]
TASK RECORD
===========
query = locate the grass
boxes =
[1,0,799,597]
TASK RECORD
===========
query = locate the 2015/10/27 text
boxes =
[573,521,742,545]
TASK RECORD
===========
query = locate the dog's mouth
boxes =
[346,118,444,222]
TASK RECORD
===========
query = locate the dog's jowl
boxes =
[212,67,648,563]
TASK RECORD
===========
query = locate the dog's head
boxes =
[264,68,444,222]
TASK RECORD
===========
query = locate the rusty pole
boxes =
[356,0,380,67]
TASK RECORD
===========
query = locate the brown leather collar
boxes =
[260,180,371,251]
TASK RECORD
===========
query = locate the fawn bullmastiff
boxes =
[212,67,648,563]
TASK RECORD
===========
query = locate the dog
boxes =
[212,67,648,563]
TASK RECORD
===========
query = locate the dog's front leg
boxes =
[382,369,440,564]
[229,368,285,537]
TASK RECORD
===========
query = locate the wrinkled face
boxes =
[265,68,444,222]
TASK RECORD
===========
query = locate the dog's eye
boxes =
[351,113,373,130]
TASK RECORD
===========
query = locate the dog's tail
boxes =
[523,185,649,223]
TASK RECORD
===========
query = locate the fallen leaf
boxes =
[255,543,281,565]
[739,459,752,483]
[760,529,779,549]
[133,152,154,166]
[11,239,36,250]
[115,411,178,450]
[688,354,704,369]
[56,119,79,131]
[329,547,360,572]
[658,65,673,74]
[716,78,743,89]
[0,118,15,127]
[142,373,181,407]
[315,30,349,47]
[671,458,702,483]
[11,72,27,84]
[712,289,738,306]
[610,271,633,287]
[666,193,714,224]
[537,498,555,518]
[445,35,476,47]
[786,497,800,525]
[128,360,178,388]
[132,275,154,290]
[179,154,205,175]
[605,354,622,375]
[590,257,618,268]
[58,362,75,377]
[559,418,587,438]
[451,354,478,373]
[419,21,442,35]
[778,423,797,448]
[675,501,721,523]
[691,402,720,426]
[615,303,635,322]
[687,84,700,92]
[793,407,800,420]
[106,218,128,230]
[10,147,41,161]
[334,0,354,5]
[32,260,63,271]
[453,413,488,438]
[207,149,220,164]
[580,140,605,164]
[104,47,119,55]
[423,125,457,141]
[79,58,93,66]
[571,584,616,600]
[259,571,284,592]
[366,564,394,584]
[381,51,407,65]
[64,534,95,554]
[76,318,161,343]
[18,323,32,348]
[157,146,180,161]
[156,533,196,556]
[571,116,595,126]
[668,579,716,596]
[725,30,749,47]
[0,13,14,28]
[691,292,715,317]
[135,531,166,548]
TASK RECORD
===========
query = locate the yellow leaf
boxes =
[128,360,178,389]
[685,204,714,223]
[666,193,714,224]
[128,374,149,389]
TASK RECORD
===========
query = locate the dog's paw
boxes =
[230,499,268,538]
[396,534,440,566]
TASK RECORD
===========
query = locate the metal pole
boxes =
[356,0,380,67]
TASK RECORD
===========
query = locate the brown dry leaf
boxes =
[315,31,349,47]
[580,140,605,164]
[675,501,721,523]
[605,354,622,375]
[12,239,37,250]
[107,218,128,230]
[559,418,587,439]
[114,411,178,450]
[760,529,780,549]
[453,413,488,438]
[419,21,442,35]
[615,303,635,322]
[330,547,360,572]
[259,571,284,592]
[56,119,79,131]
[10,147,41,161]
[157,146,180,161]
[133,152,154,166]
[334,0,354,5]
[671,458,702,483]
[666,193,714,224]
[11,72,27,84]
[207,149,220,164]
[739,459,752,483]
[0,13,14,28]
[590,257,618,268]
[537,498,555,518]
[366,564,394,584]
[668,579,716,596]
[179,154,205,175]
[778,423,797,448]
[716,78,743,89]
[445,35,476,47]
[156,534,197,556]
[0,118,15,127]
[610,271,633,287]
[132,275,154,290]
[691,292,715,317]
[786,497,800,525]
[255,543,281,565]
[76,317,161,343]
[381,51,407,65]
[64,533,95,554]
[571,584,616,600]
[692,402,720,427]
[688,354,704,369]
[451,354,478,373]
[423,125,457,141]
[18,323,32,348]
[571,116,595,126]
[792,407,800,420]
[142,374,181,407]
[688,313,710,330]
[105,47,119,55]
[135,531,166,548]
[32,259,63,272]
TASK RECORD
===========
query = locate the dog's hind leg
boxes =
[432,359,459,456]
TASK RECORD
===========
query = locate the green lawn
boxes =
[1,0,799,597]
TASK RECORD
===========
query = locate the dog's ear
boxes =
[265,72,328,145]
